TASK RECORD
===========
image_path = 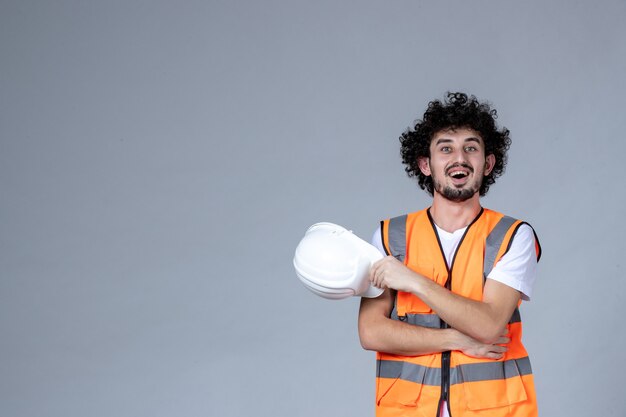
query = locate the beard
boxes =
[431,165,482,202]
[437,184,479,202]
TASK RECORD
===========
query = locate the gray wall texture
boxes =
[2,1,625,416]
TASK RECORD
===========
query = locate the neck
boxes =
[429,192,482,233]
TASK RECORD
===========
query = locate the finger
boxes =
[372,270,383,288]
[369,262,380,279]
[487,352,504,360]
[372,273,385,289]
[377,273,387,289]
[490,345,507,353]
[371,262,387,283]
[370,270,378,286]
[373,276,382,288]
[370,263,382,282]
[368,266,376,282]
[495,336,511,344]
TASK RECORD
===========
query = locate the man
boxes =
[358,92,540,417]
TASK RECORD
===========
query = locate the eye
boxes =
[440,146,452,153]
[465,146,478,152]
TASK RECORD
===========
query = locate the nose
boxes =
[451,148,467,164]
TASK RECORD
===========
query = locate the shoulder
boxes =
[371,224,385,255]
[508,223,537,252]
[504,220,541,262]
[488,223,539,301]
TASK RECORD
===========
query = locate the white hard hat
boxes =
[293,222,384,300]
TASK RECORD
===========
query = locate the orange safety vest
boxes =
[376,208,541,417]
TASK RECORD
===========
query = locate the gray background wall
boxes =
[2,1,625,416]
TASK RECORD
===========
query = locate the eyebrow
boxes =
[434,137,482,145]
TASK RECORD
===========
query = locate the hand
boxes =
[453,328,510,360]
[370,256,423,293]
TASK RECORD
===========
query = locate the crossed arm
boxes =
[358,256,521,358]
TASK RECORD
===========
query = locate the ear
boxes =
[484,154,496,176]
[418,157,431,176]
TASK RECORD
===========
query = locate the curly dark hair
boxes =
[399,92,511,196]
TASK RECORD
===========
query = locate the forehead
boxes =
[431,128,483,146]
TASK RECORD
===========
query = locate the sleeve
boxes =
[486,223,538,301]
[371,225,386,256]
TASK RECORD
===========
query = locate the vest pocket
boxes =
[397,291,432,314]
[376,361,426,407]
[376,376,423,407]
[460,359,528,410]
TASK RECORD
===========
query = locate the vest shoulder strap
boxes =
[381,214,408,262]
[483,215,518,278]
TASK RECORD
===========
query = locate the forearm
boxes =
[358,290,463,356]
[410,278,510,343]
[358,315,508,360]
[358,314,461,356]
[358,291,508,359]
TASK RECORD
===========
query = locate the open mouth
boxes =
[449,170,469,180]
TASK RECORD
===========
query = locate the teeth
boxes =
[450,171,467,177]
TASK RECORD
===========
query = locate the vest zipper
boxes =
[427,207,484,417]
[439,282,452,415]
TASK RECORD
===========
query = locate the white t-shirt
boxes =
[371,221,538,417]
[371,222,538,300]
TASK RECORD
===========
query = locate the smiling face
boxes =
[418,128,495,203]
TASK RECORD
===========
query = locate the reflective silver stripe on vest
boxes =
[377,356,532,386]
[377,358,442,386]
[483,215,517,278]
[403,313,441,329]
[393,310,519,326]
[388,215,407,262]
[453,356,532,383]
